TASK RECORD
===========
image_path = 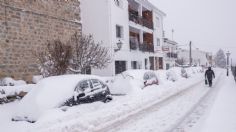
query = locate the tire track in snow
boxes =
[95,72,223,132]
[172,72,224,132]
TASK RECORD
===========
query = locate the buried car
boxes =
[109,70,159,95]
[12,75,112,123]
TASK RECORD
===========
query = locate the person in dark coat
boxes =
[205,67,215,87]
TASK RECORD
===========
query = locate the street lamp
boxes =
[226,51,231,76]
[114,40,123,52]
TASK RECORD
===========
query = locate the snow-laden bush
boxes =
[35,40,72,77]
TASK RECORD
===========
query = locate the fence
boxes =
[231,66,236,81]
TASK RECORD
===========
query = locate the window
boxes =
[91,79,102,90]
[157,38,160,46]
[77,80,92,92]
[116,25,123,38]
[115,61,126,74]
[131,61,137,69]
[145,59,148,69]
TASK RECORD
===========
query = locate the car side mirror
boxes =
[78,93,85,97]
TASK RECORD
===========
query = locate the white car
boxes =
[12,75,112,123]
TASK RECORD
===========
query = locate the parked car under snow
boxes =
[12,75,112,123]
[109,70,159,95]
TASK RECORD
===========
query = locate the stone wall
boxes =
[0,0,81,82]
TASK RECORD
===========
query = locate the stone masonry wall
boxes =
[0,0,81,82]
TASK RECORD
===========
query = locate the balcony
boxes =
[129,8,153,29]
[167,52,178,58]
[139,43,154,52]
[130,38,139,50]
[129,39,154,53]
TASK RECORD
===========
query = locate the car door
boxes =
[77,79,93,103]
[91,79,106,100]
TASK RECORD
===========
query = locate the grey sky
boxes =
[149,0,236,65]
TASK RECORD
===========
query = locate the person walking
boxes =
[205,67,215,87]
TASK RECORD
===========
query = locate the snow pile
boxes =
[30,67,206,132]
[166,69,178,82]
[14,75,105,121]
[32,75,43,84]
[0,85,33,99]
[110,67,203,95]
[0,66,211,132]
[0,77,26,86]
[109,70,158,94]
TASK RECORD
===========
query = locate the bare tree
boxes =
[69,32,111,74]
[36,40,72,77]
[215,49,226,68]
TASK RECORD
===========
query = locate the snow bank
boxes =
[0,77,26,86]
[31,67,206,132]
[32,75,43,84]
[0,85,33,99]
[110,67,203,95]
[14,74,105,121]
[109,70,158,94]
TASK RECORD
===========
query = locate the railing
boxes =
[129,10,153,29]
[129,40,154,52]
[167,52,178,58]
[231,66,236,81]
[139,43,154,52]
[142,18,153,29]
[130,40,139,50]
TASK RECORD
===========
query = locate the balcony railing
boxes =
[130,40,139,50]
[142,18,153,29]
[129,10,153,29]
[167,52,178,58]
[139,43,154,52]
[129,40,154,53]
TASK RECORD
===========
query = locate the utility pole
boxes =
[189,41,192,66]
[226,51,231,76]
[171,29,174,40]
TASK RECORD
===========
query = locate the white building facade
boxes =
[81,0,166,76]
[177,49,212,67]
[162,38,178,70]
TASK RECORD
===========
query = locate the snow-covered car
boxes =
[109,70,159,95]
[63,78,112,106]
[166,69,178,82]
[143,71,159,86]
[12,75,112,123]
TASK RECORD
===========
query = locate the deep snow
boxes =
[1,67,233,132]
[191,72,236,132]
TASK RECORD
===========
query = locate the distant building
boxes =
[177,48,212,67]
[162,38,178,70]
[81,0,166,76]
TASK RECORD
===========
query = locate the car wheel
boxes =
[103,95,112,103]
[103,98,112,103]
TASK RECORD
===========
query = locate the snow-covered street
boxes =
[189,72,236,132]
[99,71,223,132]
[1,68,236,132]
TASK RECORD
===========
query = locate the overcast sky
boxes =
[149,0,236,65]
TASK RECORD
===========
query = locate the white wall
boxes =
[177,49,209,66]
[82,0,166,76]
[81,0,113,76]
